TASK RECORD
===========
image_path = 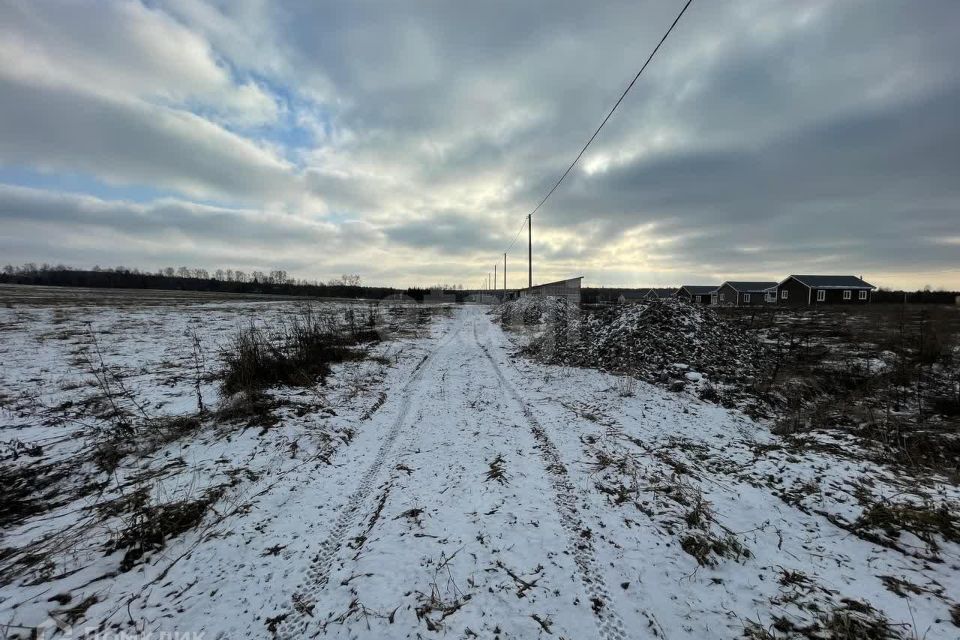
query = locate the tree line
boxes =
[0,263,435,301]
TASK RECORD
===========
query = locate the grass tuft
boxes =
[221,308,378,397]
[854,501,960,549]
[484,454,508,484]
[105,486,225,572]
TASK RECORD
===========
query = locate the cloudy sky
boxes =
[1,0,958,289]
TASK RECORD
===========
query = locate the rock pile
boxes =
[492,295,577,327]
[525,299,769,404]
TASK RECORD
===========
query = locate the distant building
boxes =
[776,275,875,305]
[645,287,677,300]
[617,290,650,304]
[424,289,456,304]
[714,281,778,307]
[519,276,582,305]
[676,285,718,305]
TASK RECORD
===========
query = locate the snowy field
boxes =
[1,286,958,639]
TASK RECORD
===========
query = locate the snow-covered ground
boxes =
[1,292,958,639]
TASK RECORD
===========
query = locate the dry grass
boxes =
[744,599,907,639]
[728,304,960,473]
[104,485,226,572]
[221,307,378,397]
[853,501,959,549]
[613,376,637,397]
[484,454,508,484]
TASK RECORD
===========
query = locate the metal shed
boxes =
[519,276,583,305]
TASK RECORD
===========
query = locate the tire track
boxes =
[274,318,463,639]
[472,319,628,640]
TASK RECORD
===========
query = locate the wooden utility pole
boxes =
[503,253,507,292]
[527,214,532,289]
[494,264,497,298]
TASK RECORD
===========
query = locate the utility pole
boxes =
[527,214,532,289]
[503,253,507,292]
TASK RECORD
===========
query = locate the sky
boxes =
[0,0,958,290]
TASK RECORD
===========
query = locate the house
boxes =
[713,281,778,307]
[676,285,718,305]
[776,275,876,305]
[617,289,650,304]
[645,287,677,300]
[519,276,582,305]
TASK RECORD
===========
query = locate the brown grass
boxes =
[221,308,377,396]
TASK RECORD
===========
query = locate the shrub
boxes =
[105,486,226,572]
[222,308,378,396]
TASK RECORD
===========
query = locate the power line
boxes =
[491,0,694,285]
[504,215,527,253]
[529,0,692,220]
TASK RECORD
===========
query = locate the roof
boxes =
[679,285,718,295]
[619,290,649,300]
[723,281,778,292]
[527,276,583,292]
[646,287,677,298]
[783,275,875,290]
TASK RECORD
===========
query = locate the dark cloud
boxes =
[0,0,958,287]
[0,185,380,275]
[537,83,960,268]
[384,212,509,256]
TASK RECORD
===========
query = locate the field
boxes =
[1,286,959,639]
[725,304,960,471]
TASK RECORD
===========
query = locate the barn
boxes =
[676,285,717,305]
[519,276,583,305]
[714,281,777,307]
[776,275,875,306]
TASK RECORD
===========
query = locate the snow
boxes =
[1,291,958,639]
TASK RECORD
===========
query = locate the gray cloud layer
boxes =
[0,185,379,272]
[0,0,958,288]
[0,76,296,203]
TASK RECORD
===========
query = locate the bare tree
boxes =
[331,274,361,287]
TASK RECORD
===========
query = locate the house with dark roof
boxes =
[617,289,650,304]
[776,275,876,305]
[676,285,718,305]
[714,281,777,307]
[644,287,677,300]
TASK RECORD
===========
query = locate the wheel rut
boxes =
[472,319,629,640]
[273,319,462,639]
